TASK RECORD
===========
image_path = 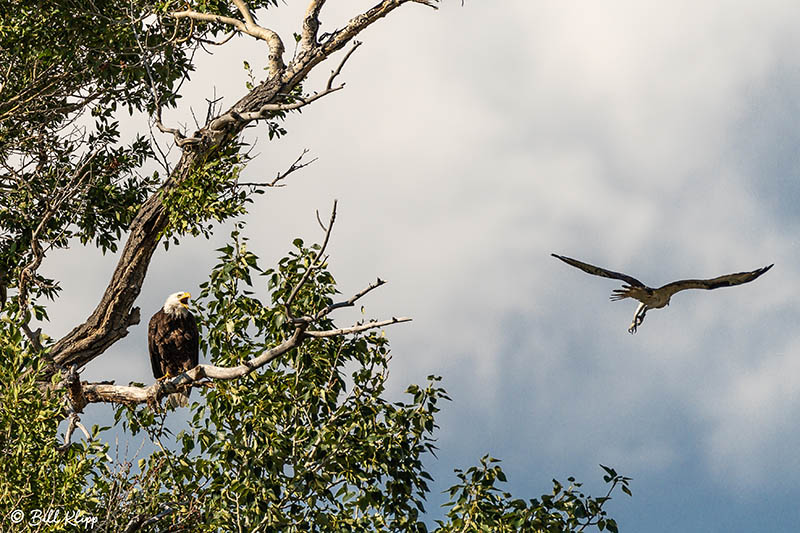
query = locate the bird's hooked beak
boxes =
[179,292,191,308]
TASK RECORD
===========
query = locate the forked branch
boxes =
[173,1,285,75]
[207,41,361,132]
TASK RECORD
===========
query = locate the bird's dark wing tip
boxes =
[756,264,774,276]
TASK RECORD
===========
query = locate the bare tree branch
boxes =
[235,149,316,188]
[300,0,327,53]
[207,41,361,131]
[172,3,285,76]
[315,277,386,319]
[59,411,78,451]
[305,317,411,338]
[78,313,410,407]
[71,273,408,408]
[153,109,202,148]
[325,40,361,90]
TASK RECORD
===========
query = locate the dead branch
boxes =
[300,0,327,53]
[172,1,285,76]
[235,149,316,188]
[207,41,361,132]
[305,317,412,338]
[77,314,408,407]
[315,277,386,319]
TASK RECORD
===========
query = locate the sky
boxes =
[40,1,800,531]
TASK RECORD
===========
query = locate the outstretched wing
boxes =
[551,253,646,288]
[658,264,773,297]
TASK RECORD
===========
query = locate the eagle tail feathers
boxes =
[165,390,190,409]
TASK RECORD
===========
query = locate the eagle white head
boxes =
[163,291,191,316]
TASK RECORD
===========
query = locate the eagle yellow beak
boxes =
[179,292,191,307]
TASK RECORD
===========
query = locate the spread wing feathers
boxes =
[551,254,645,288]
[658,264,774,297]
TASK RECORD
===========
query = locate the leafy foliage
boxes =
[160,143,253,245]
[439,457,631,532]
[0,321,111,532]
[0,0,186,317]
[101,233,443,531]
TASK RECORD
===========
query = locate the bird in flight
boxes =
[551,254,773,334]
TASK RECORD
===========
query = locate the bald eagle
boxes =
[148,291,199,408]
[551,254,773,334]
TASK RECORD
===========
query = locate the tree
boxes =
[0,1,631,531]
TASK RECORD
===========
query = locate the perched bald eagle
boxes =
[552,254,773,334]
[148,291,199,408]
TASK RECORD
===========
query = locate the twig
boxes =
[198,30,236,47]
[235,149,316,188]
[315,277,386,319]
[284,200,337,320]
[326,41,361,91]
[305,317,412,338]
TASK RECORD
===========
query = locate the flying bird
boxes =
[551,254,773,334]
[148,291,199,407]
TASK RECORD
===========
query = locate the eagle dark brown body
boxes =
[148,292,199,407]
